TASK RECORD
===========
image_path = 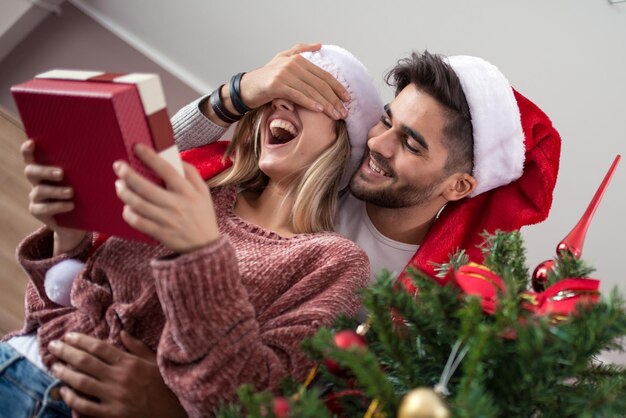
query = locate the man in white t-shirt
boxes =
[334,52,560,291]
[43,44,561,417]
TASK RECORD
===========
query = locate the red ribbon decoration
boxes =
[453,262,506,314]
[453,262,600,318]
[521,278,600,317]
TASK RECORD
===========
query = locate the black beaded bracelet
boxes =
[209,85,242,124]
[229,72,252,115]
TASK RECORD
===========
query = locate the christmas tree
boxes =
[217,230,626,418]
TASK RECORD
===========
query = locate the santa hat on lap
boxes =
[398,55,561,288]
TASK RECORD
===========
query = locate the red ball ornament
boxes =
[531,259,554,292]
[324,330,368,376]
[272,397,290,418]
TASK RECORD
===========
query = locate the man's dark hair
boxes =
[385,51,473,175]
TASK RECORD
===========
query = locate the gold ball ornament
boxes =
[397,388,450,418]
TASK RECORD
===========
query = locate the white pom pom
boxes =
[44,259,85,307]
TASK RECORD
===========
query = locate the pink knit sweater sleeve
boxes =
[7,227,93,337]
[151,235,369,417]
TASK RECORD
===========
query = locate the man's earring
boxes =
[435,204,447,221]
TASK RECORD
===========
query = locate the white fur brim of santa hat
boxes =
[446,56,526,197]
[300,45,384,190]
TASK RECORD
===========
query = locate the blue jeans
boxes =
[0,342,71,418]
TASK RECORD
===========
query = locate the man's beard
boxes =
[350,173,441,208]
[349,151,446,208]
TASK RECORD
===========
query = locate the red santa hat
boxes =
[398,55,561,288]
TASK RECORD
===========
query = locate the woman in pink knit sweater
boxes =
[1,45,381,417]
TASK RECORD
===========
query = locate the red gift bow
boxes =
[453,262,506,315]
[453,262,600,318]
[521,278,600,317]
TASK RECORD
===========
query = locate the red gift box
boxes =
[11,70,183,243]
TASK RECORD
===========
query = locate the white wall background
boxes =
[0,2,198,115]
[1,0,625,361]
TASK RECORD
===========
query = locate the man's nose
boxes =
[272,98,295,112]
[367,126,396,159]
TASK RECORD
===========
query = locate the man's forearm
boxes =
[171,96,228,152]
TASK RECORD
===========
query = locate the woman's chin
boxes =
[258,163,301,186]
[258,161,286,180]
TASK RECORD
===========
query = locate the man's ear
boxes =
[442,173,477,202]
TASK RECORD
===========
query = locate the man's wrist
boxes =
[199,95,227,128]
[218,84,240,117]
[201,85,243,128]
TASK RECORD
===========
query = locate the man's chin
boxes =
[349,175,436,209]
[348,175,376,200]
[349,179,394,207]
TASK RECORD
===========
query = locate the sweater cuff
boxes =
[151,236,254,356]
[17,227,93,273]
[16,227,93,307]
[171,95,228,152]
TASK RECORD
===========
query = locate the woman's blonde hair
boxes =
[207,106,350,234]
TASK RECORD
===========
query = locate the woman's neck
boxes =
[235,181,296,237]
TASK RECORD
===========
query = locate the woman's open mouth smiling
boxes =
[268,119,299,145]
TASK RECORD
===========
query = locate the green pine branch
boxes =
[547,250,596,286]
